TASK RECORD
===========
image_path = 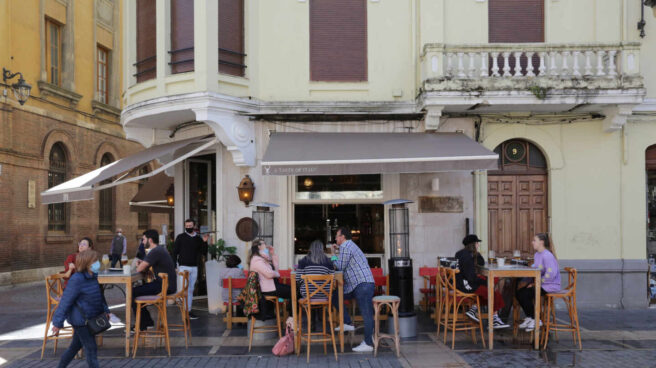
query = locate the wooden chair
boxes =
[248,295,283,352]
[133,273,171,358]
[419,266,439,313]
[222,277,248,329]
[166,270,191,348]
[41,273,74,359]
[373,295,401,357]
[297,274,338,363]
[542,267,582,350]
[442,268,486,350]
[435,267,448,335]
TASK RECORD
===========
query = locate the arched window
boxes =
[137,165,150,230]
[48,143,68,232]
[98,153,115,231]
[493,140,547,173]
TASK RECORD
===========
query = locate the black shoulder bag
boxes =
[75,301,111,335]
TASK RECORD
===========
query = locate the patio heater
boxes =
[384,199,416,338]
[251,202,279,246]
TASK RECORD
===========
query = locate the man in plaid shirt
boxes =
[331,226,375,352]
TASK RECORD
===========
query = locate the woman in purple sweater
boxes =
[516,233,561,332]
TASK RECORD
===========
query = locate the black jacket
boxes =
[455,248,485,293]
[173,233,208,267]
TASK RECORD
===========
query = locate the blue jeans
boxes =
[333,282,375,346]
[57,325,98,368]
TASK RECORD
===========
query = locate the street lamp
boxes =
[2,68,31,105]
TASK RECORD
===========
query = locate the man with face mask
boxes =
[110,228,127,268]
[173,219,209,319]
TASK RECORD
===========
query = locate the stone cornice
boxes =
[37,81,82,106]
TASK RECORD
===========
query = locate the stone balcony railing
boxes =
[420,42,643,92]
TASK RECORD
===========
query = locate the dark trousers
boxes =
[261,281,292,319]
[516,286,547,319]
[132,279,163,329]
[110,254,121,268]
[57,326,98,368]
[333,282,375,346]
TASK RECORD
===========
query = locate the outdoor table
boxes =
[479,264,541,350]
[290,271,345,352]
[97,270,145,357]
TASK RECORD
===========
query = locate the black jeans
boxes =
[516,286,547,319]
[110,254,121,268]
[132,279,164,329]
[57,325,98,368]
[261,280,292,320]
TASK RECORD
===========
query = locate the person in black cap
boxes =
[455,234,509,329]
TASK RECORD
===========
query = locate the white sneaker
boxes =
[519,317,533,329]
[352,341,374,353]
[525,319,542,332]
[465,306,480,322]
[109,313,121,324]
[335,324,355,332]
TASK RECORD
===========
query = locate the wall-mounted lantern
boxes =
[165,184,175,206]
[237,175,255,206]
[2,68,31,105]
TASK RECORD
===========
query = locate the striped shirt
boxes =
[332,240,374,294]
[296,256,335,299]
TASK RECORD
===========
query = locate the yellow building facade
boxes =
[0,0,169,285]
[72,0,656,308]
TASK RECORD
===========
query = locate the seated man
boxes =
[133,229,177,331]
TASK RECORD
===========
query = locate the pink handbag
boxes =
[272,320,295,356]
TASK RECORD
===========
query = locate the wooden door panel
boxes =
[488,174,547,255]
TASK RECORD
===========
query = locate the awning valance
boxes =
[41,136,216,204]
[129,172,174,213]
[261,132,498,176]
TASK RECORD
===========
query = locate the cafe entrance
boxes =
[293,174,385,268]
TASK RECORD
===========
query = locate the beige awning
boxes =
[261,132,498,176]
[41,136,216,204]
[129,172,174,213]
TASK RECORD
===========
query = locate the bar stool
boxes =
[542,267,582,350]
[166,270,191,348]
[248,294,283,352]
[41,273,74,359]
[372,295,401,357]
[297,274,338,363]
[442,268,486,349]
[133,273,171,358]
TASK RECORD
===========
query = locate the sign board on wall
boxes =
[418,196,464,213]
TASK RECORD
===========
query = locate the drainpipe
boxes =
[619,126,628,308]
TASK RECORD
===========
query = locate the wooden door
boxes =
[488,175,547,255]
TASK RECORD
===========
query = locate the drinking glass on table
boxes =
[121,254,128,266]
[101,254,110,270]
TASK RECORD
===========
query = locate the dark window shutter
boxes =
[171,0,194,74]
[489,0,544,75]
[219,0,245,77]
[310,0,367,82]
[489,0,544,43]
[136,0,157,82]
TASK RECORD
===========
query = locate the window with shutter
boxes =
[48,143,68,232]
[135,0,156,82]
[97,46,109,103]
[489,0,544,75]
[170,0,194,74]
[219,0,246,77]
[310,0,367,82]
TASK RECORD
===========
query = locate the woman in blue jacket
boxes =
[52,249,109,368]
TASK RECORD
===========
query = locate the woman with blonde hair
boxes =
[52,249,109,368]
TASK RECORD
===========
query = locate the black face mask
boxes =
[185,227,194,234]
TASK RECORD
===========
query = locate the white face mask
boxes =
[117,232,122,236]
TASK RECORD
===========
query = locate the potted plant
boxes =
[205,238,237,315]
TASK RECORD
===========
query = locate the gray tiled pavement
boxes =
[2,281,656,367]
